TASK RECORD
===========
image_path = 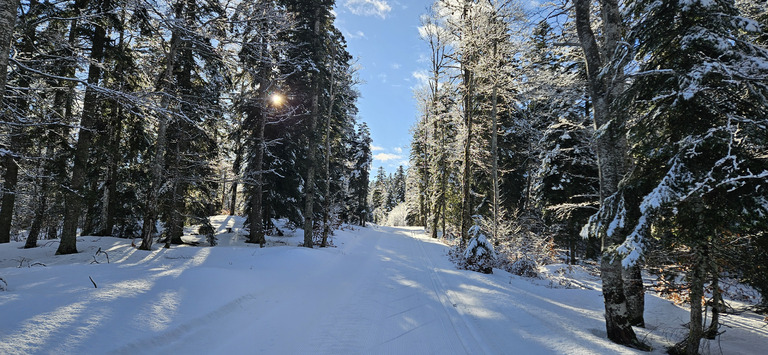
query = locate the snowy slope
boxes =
[1,217,766,354]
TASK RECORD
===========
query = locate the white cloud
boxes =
[374,153,402,162]
[391,63,401,70]
[412,70,429,86]
[393,147,403,153]
[371,145,385,151]
[344,0,392,19]
[346,30,367,39]
[378,73,388,83]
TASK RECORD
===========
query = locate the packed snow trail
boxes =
[113,225,484,354]
[3,221,766,354]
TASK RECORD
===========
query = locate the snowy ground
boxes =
[1,216,766,354]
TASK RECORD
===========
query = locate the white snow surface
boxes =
[1,216,767,354]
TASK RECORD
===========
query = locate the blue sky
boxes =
[333,0,435,174]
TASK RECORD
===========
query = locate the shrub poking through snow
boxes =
[450,217,496,274]
[463,232,496,274]
[509,258,538,278]
[198,220,217,246]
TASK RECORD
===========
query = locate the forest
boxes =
[0,0,372,250]
[367,0,767,353]
[2,0,768,354]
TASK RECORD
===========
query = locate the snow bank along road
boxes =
[1,224,720,354]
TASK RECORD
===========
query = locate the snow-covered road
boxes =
[2,220,766,354]
[105,225,641,354]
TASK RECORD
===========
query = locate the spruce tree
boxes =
[619,0,768,352]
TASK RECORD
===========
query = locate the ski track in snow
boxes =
[2,218,766,354]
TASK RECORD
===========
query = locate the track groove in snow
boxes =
[409,230,491,354]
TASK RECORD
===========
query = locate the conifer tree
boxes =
[618,0,768,352]
[348,123,372,226]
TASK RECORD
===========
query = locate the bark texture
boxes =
[302,6,323,248]
[58,0,110,254]
[459,0,473,245]
[0,0,18,101]
[574,0,645,347]
[140,1,183,250]
[0,0,21,244]
[247,84,268,247]
[321,46,336,248]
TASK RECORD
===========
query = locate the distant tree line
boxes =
[408,0,768,353]
[0,0,371,250]
[368,165,406,225]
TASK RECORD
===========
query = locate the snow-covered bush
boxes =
[384,203,409,227]
[463,230,496,274]
[490,210,555,277]
[449,217,496,274]
[198,221,217,247]
[508,258,538,278]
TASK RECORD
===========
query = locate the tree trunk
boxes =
[672,244,705,355]
[0,0,19,105]
[25,188,47,249]
[421,119,430,229]
[574,0,644,346]
[490,41,500,242]
[26,155,48,249]
[58,0,110,254]
[623,263,645,327]
[303,9,323,248]
[303,89,318,247]
[460,66,473,245]
[247,91,267,247]
[140,5,183,250]
[98,19,129,237]
[229,137,243,215]
[459,0,474,245]
[321,46,336,248]
[0,150,19,244]
[99,110,120,236]
[80,178,100,236]
[0,0,23,244]
[0,0,18,86]
[704,262,722,339]
[165,140,184,248]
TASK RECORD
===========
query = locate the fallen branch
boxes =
[90,247,110,264]
[89,276,97,288]
[13,257,44,268]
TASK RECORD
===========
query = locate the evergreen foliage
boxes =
[0,0,366,252]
